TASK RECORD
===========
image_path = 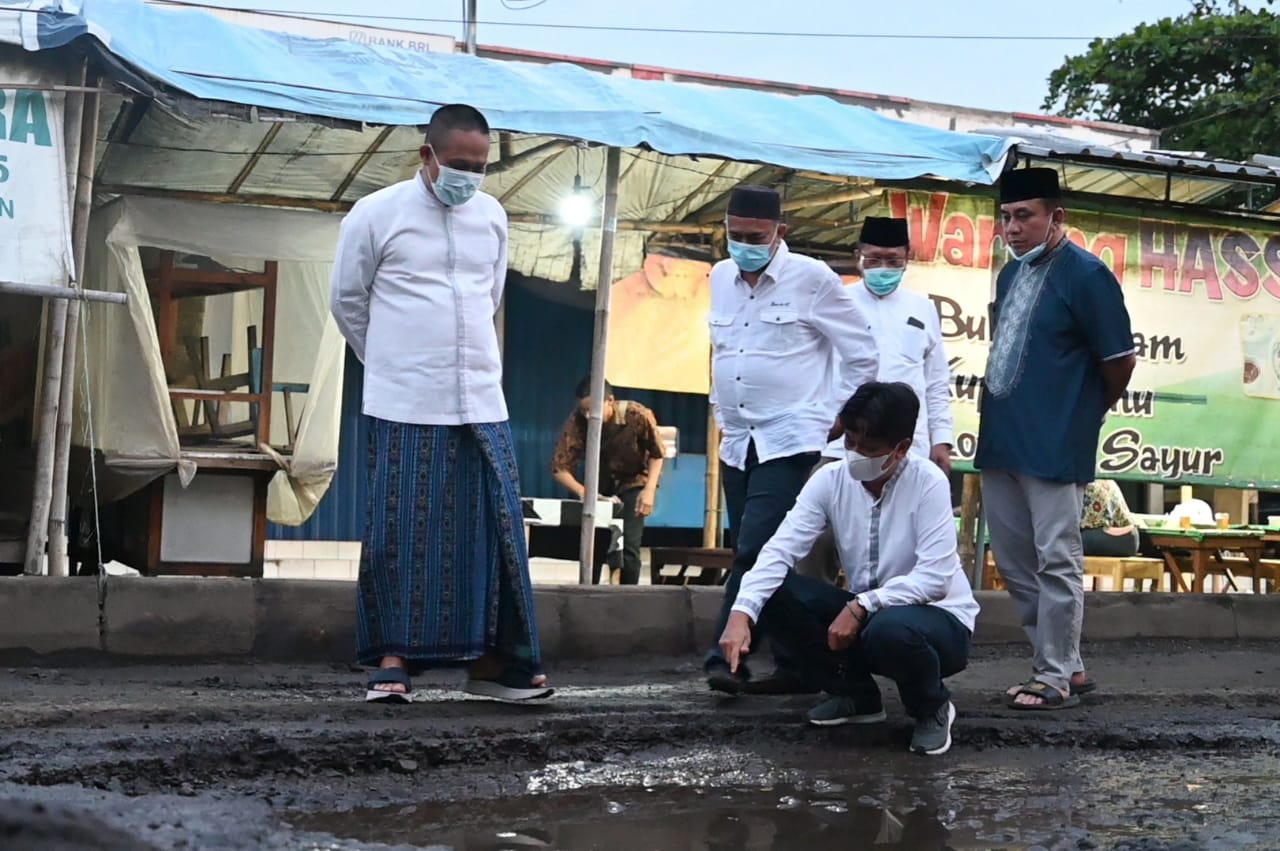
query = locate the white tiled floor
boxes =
[262,541,653,584]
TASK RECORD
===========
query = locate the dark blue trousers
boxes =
[705,442,818,674]
[759,572,971,719]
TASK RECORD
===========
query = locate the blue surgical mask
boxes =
[726,228,778,272]
[428,147,484,207]
[863,267,904,297]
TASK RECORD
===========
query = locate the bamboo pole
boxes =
[702,231,727,549]
[0,282,125,304]
[578,147,622,584]
[702,403,722,548]
[959,473,982,584]
[47,71,102,577]
[23,64,84,575]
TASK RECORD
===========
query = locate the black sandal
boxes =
[365,667,413,704]
[1004,679,1080,711]
[1071,678,1097,696]
[464,662,554,704]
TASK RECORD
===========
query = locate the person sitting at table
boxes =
[1080,479,1138,558]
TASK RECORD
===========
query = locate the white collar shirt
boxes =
[708,242,878,469]
[821,283,954,460]
[330,176,509,425]
[731,454,979,632]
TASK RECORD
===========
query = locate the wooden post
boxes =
[23,64,85,575]
[578,147,622,584]
[959,473,982,585]
[703,230,726,549]
[702,407,722,549]
[47,70,100,577]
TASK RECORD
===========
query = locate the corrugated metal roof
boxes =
[977,129,1280,212]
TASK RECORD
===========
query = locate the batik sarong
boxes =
[356,417,541,671]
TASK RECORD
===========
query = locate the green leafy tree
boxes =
[1044,0,1280,162]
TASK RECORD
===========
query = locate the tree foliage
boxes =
[1044,0,1280,161]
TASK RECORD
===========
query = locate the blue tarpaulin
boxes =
[1,0,1012,183]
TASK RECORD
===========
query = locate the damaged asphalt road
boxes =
[0,639,1278,849]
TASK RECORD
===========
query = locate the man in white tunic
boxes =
[849,217,954,470]
[797,217,955,582]
[703,185,878,695]
[719,382,979,756]
[330,104,550,706]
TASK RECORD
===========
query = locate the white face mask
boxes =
[1007,213,1061,263]
[846,448,896,482]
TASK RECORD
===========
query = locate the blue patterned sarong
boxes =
[356,418,542,671]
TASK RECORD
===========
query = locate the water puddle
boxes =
[290,749,1280,849]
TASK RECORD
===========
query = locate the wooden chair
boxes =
[273,382,310,452]
[175,327,261,443]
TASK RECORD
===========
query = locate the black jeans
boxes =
[1081,527,1139,557]
[598,487,644,585]
[759,572,971,719]
[705,442,819,673]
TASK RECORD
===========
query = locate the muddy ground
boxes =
[0,639,1278,849]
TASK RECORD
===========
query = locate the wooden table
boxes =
[1246,525,1280,549]
[1146,528,1266,593]
[648,547,735,586]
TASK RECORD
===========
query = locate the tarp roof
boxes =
[2,0,1012,184]
[7,0,1280,292]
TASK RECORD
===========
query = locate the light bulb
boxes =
[559,191,594,228]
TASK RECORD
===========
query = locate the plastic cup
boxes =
[1179,515,1192,530]
[1269,515,1280,528]
[1215,513,1230,530]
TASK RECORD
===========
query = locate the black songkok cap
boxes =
[999,167,1061,203]
[859,217,910,248]
[726,184,782,220]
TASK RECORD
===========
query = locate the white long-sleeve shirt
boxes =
[732,455,979,632]
[329,175,509,425]
[821,283,954,460]
[708,242,878,469]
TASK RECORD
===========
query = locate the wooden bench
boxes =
[1214,557,1280,594]
[982,552,1165,592]
[1084,556,1165,591]
[649,547,734,586]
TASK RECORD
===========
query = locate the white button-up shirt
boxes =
[709,242,878,469]
[732,455,979,632]
[330,176,509,425]
[821,283,954,460]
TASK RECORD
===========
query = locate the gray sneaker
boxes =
[806,695,887,727]
[910,701,956,755]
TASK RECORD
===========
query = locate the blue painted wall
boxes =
[271,278,713,541]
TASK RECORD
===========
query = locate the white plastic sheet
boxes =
[78,196,344,524]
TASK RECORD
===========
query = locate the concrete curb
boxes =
[0,578,1276,663]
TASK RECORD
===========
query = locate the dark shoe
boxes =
[743,668,820,696]
[807,693,887,726]
[910,701,956,755]
[365,667,413,704]
[463,662,554,704]
[705,660,749,695]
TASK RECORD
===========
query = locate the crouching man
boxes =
[718,382,979,755]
